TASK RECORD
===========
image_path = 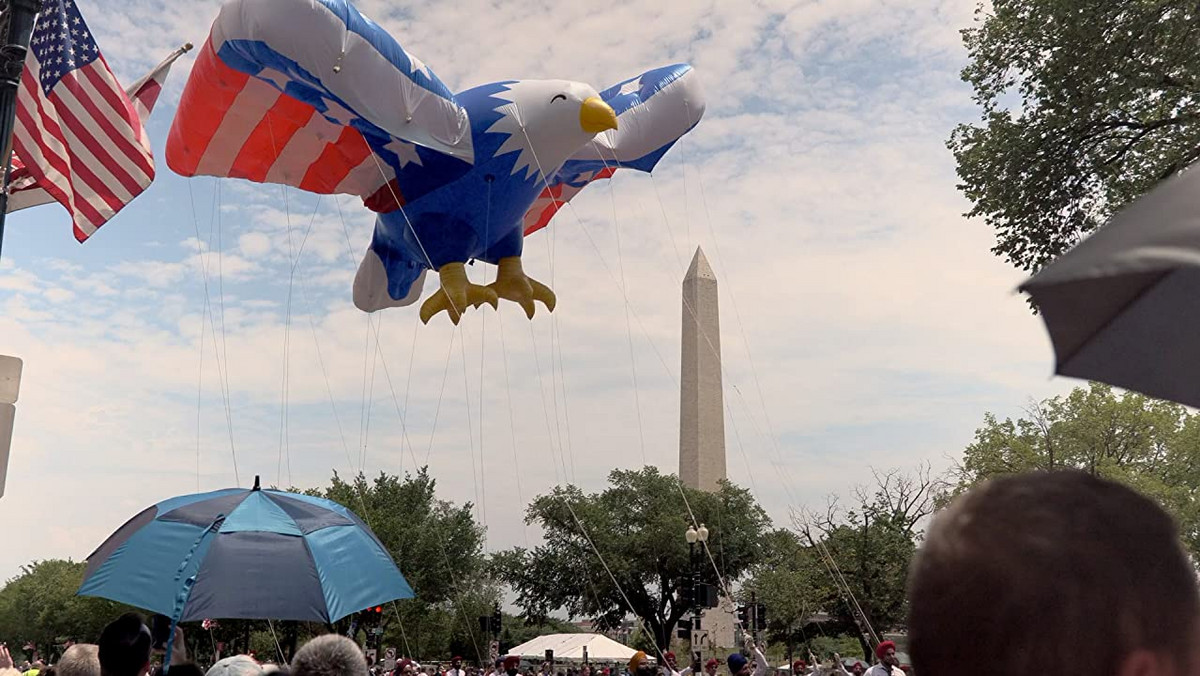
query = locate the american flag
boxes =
[7,44,189,216]
[9,0,156,242]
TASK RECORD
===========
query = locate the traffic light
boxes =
[736,604,749,626]
[755,603,766,630]
[676,618,691,640]
[679,581,694,607]
[492,603,502,635]
[699,583,719,609]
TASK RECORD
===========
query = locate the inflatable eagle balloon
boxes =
[167,0,705,323]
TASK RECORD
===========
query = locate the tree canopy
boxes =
[493,467,771,652]
[950,0,1200,273]
[952,383,1200,557]
[0,559,134,660]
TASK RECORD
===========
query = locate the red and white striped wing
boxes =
[166,39,406,212]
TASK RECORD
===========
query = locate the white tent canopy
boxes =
[506,634,644,663]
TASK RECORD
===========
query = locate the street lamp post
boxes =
[685,523,709,667]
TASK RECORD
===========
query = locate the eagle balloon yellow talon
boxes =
[420,262,493,324]
[489,256,555,318]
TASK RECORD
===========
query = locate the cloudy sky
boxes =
[0,0,1072,582]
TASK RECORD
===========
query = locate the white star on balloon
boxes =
[405,50,432,80]
[257,67,291,91]
[384,139,423,168]
[618,79,641,96]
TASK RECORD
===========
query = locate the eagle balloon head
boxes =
[489,79,617,181]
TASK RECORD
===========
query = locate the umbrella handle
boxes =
[164,514,225,673]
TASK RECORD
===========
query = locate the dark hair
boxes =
[908,470,1199,676]
[98,613,152,676]
[165,666,204,676]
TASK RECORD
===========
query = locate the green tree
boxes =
[953,382,1200,557]
[741,530,824,656]
[949,0,1200,273]
[0,560,135,659]
[493,467,771,652]
[769,467,942,660]
[304,469,495,661]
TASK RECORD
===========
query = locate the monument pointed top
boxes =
[685,246,717,282]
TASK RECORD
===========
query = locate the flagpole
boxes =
[0,0,42,262]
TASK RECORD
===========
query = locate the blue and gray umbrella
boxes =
[78,477,413,623]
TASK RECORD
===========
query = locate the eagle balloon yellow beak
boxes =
[580,97,618,134]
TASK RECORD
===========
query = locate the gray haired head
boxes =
[206,657,264,676]
[58,645,101,676]
[291,635,367,676]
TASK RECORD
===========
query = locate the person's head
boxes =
[98,614,152,676]
[663,654,675,671]
[206,657,263,676]
[626,654,652,676]
[790,662,804,675]
[399,660,416,676]
[872,643,895,668]
[57,645,100,676]
[725,655,747,676]
[503,657,520,676]
[849,665,863,676]
[291,635,367,676]
[703,659,718,676]
[451,660,462,671]
[909,470,1200,676]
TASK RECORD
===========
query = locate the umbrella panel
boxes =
[181,531,329,622]
[266,492,357,533]
[1038,267,1200,408]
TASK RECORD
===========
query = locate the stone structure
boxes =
[677,247,735,655]
[679,247,727,491]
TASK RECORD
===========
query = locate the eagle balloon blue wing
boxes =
[522,64,705,235]
[167,0,475,211]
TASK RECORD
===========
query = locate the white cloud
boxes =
[239,232,272,258]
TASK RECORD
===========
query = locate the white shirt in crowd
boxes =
[863,665,903,676]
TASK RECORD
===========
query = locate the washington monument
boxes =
[678,246,735,654]
[679,246,726,491]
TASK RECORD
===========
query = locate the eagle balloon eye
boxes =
[551,94,567,103]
